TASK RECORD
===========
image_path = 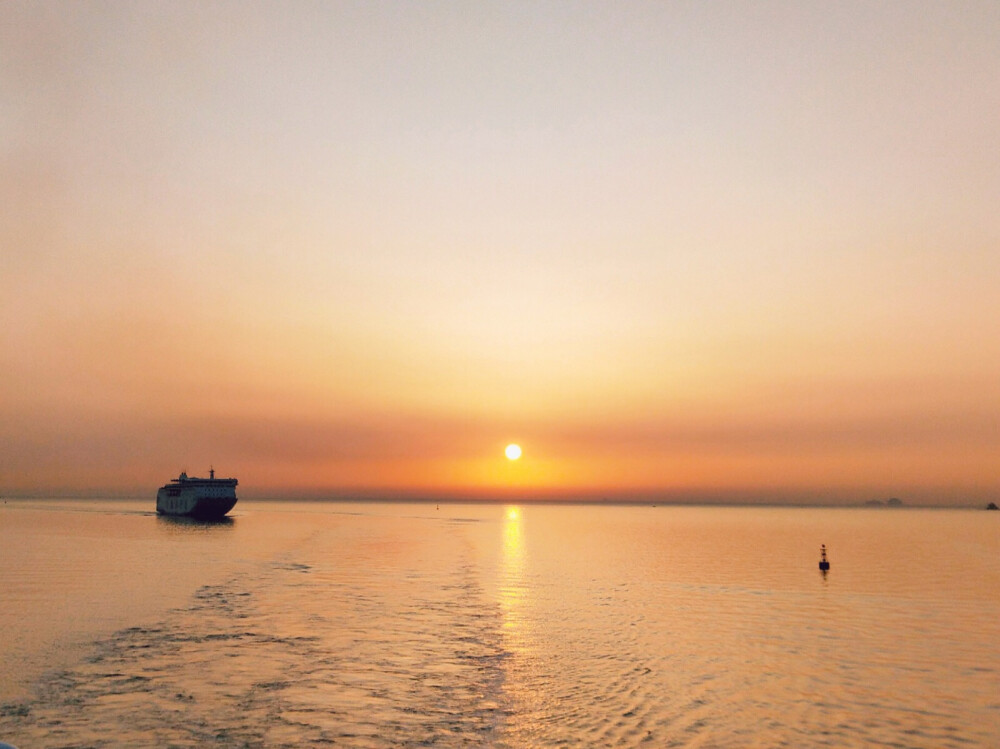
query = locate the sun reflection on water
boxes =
[500,506,526,642]
[498,505,550,743]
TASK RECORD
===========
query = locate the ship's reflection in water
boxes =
[155,514,235,530]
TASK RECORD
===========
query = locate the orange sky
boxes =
[3,2,999,504]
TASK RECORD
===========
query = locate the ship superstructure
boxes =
[156,468,238,519]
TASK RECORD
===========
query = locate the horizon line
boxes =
[2,493,992,510]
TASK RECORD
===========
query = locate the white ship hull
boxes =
[156,471,238,519]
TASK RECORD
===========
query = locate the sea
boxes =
[0,499,997,748]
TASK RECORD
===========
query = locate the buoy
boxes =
[819,544,830,571]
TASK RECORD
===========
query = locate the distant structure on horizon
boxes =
[864,497,904,507]
[987,502,998,511]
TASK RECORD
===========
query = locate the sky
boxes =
[2,1,999,504]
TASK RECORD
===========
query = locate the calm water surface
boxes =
[1,500,998,747]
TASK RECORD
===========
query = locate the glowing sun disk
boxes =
[505,443,522,460]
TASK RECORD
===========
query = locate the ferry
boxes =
[156,468,238,519]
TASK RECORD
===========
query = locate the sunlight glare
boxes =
[505,443,522,460]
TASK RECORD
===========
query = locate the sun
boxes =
[504,443,522,460]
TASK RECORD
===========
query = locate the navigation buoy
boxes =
[819,544,830,572]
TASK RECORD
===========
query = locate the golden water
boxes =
[1,501,997,747]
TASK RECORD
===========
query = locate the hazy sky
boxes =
[3,1,999,503]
